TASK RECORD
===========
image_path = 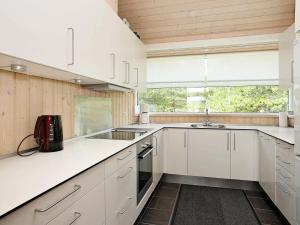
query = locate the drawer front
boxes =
[276,164,295,191]
[276,178,296,225]
[276,141,295,175]
[106,196,136,225]
[105,158,137,225]
[47,183,105,225]
[105,145,136,178]
[0,163,104,225]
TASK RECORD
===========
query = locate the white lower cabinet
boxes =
[259,133,276,203]
[231,130,258,181]
[47,183,105,225]
[276,178,297,225]
[105,157,137,225]
[0,163,105,225]
[164,129,188,175]
[153,130,164,186]
[188,129,230,179]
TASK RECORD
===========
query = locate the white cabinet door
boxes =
[0,0,68,70]
[67,0,112,82]
[153,130,164,186]
[164,129,188,175]
[259,133,276,203]
[231,130,258,181]
[47,183,105,225]
[279,24,295,89]
[188,129,230,179]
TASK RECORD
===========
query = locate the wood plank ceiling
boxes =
[118,0,295,44]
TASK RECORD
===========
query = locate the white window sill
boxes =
[146,112,286,118]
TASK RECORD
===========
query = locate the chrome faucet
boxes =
[205,108,209,123]
[200,107,212,126]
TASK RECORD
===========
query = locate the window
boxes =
[138,86,288,113]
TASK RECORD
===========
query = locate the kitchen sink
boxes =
[190,123,226,129]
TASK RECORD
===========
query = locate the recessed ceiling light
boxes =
[74,79,83,84]
[10,64,27,72]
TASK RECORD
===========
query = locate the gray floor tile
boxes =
[248,197,273,210]
[148,197,175,211]
[140,208,172,225]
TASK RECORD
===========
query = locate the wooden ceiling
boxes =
[118,0,295,44]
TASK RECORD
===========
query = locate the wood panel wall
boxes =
[106,0,118,13]
[148,114,294,127]
[0,69,134,156]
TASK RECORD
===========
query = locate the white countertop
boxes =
[0,123,294,217]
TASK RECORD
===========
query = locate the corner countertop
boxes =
[0,123,294,217]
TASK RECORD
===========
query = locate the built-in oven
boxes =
[137,135,153,204]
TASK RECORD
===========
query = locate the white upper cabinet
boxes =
[188,129,231,179]
[0,0,68,70]
[164,129,188,175]
[279,24,295,89]
[66,0,112,82]
[0,0,146,90]
[230,130,258,181]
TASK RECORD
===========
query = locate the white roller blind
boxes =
[207,51,279,85]
[147,51,279,88]
[147,55,206,87]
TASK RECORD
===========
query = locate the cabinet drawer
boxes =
[276,164,295,191]
[47,183,105,225]
[0,163,104,225]
[105,145,136,178]
[276,178,296,224]
[106,196,136,225]
[276,141,295,175]
[105,158,137,225]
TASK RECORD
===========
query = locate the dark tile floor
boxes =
[135,182,181,225]
[135,182,290,225]
[244,190,290,225]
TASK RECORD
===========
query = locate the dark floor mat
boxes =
[172,185,260,225]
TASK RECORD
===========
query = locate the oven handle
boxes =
[138,147,153,159]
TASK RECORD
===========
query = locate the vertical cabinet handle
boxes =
[233,133,236,151]
[184,131,187,148]
[110,53,116,79]
[67,28,75,66]
[291,60,294,84]
[123,61,129,84]
[227,133,229,151]
[69,212,82,225]
[127,62,130,84]
[153,135,158,156]
[135,68,139,87]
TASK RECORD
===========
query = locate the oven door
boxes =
[137,145,153,204]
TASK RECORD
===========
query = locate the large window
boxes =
[139,86,288,113]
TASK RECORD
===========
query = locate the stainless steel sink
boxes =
[190,123,226,129]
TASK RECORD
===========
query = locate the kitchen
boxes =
[0,0,299,225]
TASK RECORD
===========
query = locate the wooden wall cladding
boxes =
[0,69,134,156]
[106,0,118,13]
[149,114,294,127]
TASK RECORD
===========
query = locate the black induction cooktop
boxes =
[87,129,147,140]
